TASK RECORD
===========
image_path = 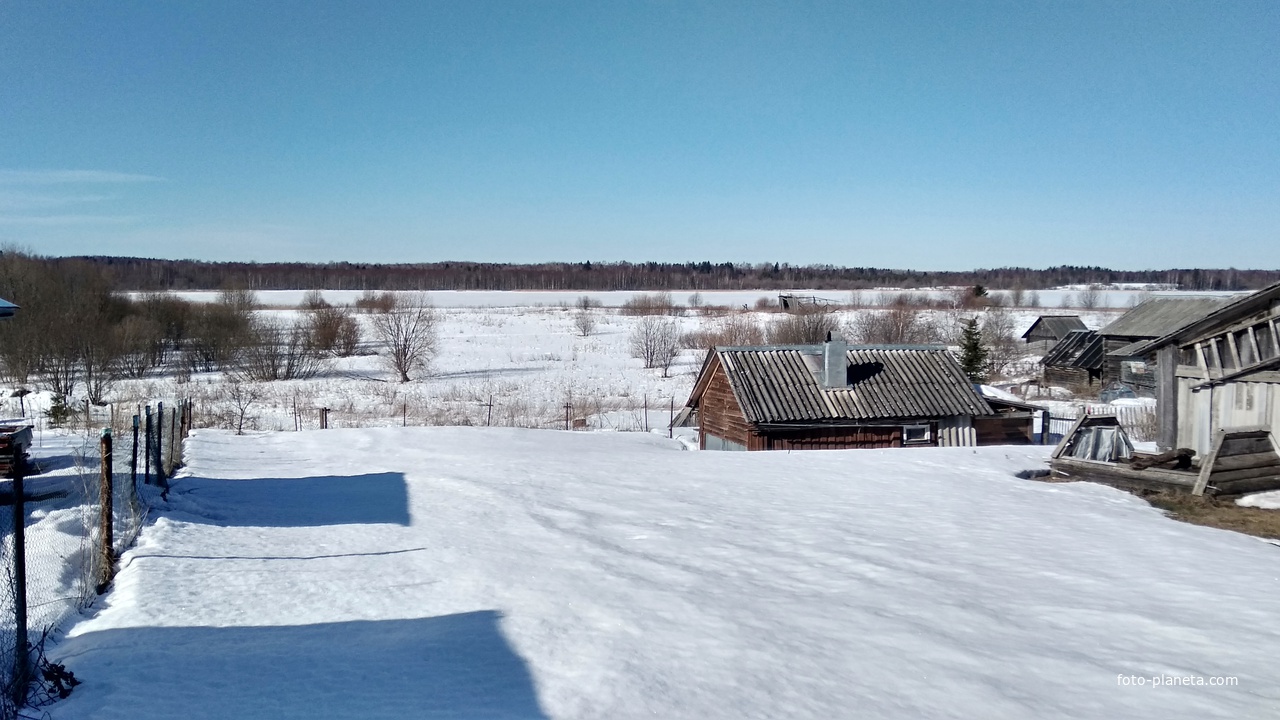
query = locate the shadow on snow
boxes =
[166,472,411,527]
[55,611,549,719]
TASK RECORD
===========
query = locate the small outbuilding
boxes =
[1022,315,1087,354]
[1040,296,1228,394]
[681,338,1026,451]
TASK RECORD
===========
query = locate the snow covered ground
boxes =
[45,428,1280,719]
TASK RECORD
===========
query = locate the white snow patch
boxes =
[44,428,1280,719]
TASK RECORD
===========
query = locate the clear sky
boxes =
[1,1,1277,269]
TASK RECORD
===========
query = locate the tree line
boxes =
[0,254,443,413]
[45,255,1280,292]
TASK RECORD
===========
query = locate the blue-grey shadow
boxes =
[168,472,410,527]
[55,611,548,719]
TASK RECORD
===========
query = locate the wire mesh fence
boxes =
[0,399,189,719]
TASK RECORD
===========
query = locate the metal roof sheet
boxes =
[1099,297,1228,339]
[1021,315,1087,340]
[1042,330,1105,370]
[714,345,994,424]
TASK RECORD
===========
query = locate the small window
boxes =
[903,425,931,444]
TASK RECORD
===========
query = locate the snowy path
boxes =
[48,428,1280,719]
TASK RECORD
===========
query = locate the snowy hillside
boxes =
[47,428,1279,719]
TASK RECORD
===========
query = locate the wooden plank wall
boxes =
[765,426,901,451]
[974,415,1034,445]
[698,361,757,450]
[1196,429,1280,496]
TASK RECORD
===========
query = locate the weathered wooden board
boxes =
[1210,476,1280,496]
[1050,457,1199,494]
[1208,465,1280,485]
[1210,451,1280,472]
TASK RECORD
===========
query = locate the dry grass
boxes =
[1138,491,1280,540]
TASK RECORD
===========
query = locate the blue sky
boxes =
[1,1,1277,269]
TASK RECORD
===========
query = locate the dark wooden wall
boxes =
[764,426,902,451]
[974,415,1034,445]
[1045,366,1100,388]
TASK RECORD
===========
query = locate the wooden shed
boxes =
[1022,315,1087,354]
[1040,296,1227,393]
[1135,281,1280,460]
[682,339,1009,451]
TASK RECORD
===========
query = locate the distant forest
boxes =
[42,256,1280,292]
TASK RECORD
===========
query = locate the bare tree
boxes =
[371,296,439,382]
[848,303,937,345]
[684,312,765,349]
[981,307,1022,378]
[629,316,681,376]
[301,289,330,310]
[1078,284,1102,309]
[224,382,260,435]
[573,309,597,337]
[237,318,328,381]
[766,306,840,344]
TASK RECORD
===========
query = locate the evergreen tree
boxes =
[959,318,988,383]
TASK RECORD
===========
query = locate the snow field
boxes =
[47,427,1280,719]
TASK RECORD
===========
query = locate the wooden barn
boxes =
[1021,315,1087,354]
[1040,329,1105,388]
[681,338,1030,451]
[1040,296,1227,394]
[1049,282,1280,497]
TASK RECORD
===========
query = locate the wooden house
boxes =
[681,338,1030,451]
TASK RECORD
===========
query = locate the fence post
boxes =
[669,397,675,439]
[169,408,178,474]
[144,405,152,485]
[98,429,115,592]
[155,402,165,485]
[10,455,28,707]
[131,413,140,490]
[564,403,571,431]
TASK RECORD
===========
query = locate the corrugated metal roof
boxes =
[1099,297,1228,339]
[1021,315,1087,340]
[1042,330,1105,369]
[714,345,994,424]
[1106,339,1152,357]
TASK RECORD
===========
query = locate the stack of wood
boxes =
[1129,448,1195,471]
[0,425,33,477]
